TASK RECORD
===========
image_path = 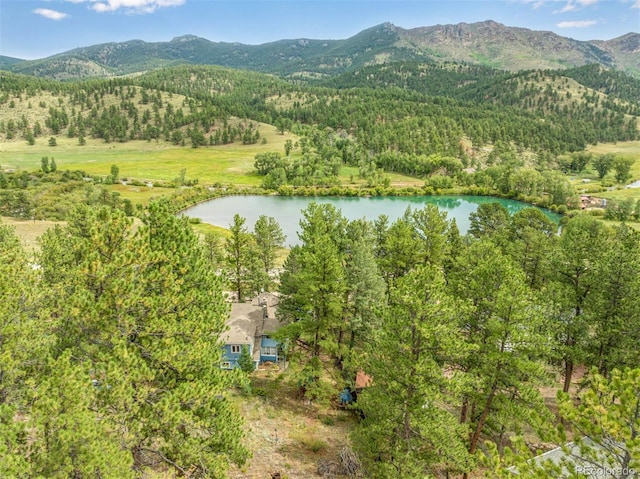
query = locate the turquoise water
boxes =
[182,195,560,247]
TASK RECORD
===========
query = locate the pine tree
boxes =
[341,219,386,367]
[0,222,48,477]
[585,224,640,375]
[28,351,134,478]
[488,368,640,479]
[450,240,553,473]
[225,214,258,301]
[353,265,472,477]
[253,215,285,279]
[238,345,255,374]
[550,214,604,393]
[278,204,346,359]
[37,202,249,477]
[278,203,347,400]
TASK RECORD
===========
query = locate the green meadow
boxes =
[0,123,291,186]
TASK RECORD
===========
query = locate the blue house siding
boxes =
[221,343,252,369]
[259,337,279,363]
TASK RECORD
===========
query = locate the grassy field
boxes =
[565,140,640,202]
[1,122,638,219]
[0,123,293,186]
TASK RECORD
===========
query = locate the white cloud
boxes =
[66,0,185,14]
[556,20,598,27]
[519,0,547,7]
[632,0,640,8]
[557,2,577,12]
[33,8,69,20]
[554,0,600,13]
[525,0,600,9]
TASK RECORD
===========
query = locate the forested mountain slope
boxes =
[0,55,23,69]
[3,21,638,80]
[2,62,638,156]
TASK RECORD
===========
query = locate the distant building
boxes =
[221,293,282,369]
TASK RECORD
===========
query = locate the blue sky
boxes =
[1,0,638,60]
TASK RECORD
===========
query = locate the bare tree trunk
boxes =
[459,397,468,424]
[563,359,574,394]
[469,388,497,455]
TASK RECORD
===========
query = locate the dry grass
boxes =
[228,368,356,479]
[1,216,64,252]
[225,366,582,479]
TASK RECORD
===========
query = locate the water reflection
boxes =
[182,195,559,247]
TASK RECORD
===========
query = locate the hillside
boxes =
[2,13,640,478]
[591,32,640,77]
[0,55,24,69]
[2,21,638,80]
[2,62,638,163]
[396,20,616,70]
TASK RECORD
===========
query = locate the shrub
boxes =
[320,415,335,426]
[301,437,327,454]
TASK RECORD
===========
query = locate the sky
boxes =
[1,0,638,60]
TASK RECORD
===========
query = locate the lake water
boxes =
[182,195,559,247]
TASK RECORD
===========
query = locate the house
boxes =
[221,293,282,370]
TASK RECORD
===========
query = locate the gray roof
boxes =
[222,302,263,344]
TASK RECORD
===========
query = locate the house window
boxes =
[262,346,277,356]
[221,361,231,369]
[230,345,241,354]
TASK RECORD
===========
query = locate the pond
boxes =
[182,195,559,247]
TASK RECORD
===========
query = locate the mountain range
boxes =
[1,21,638,80]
